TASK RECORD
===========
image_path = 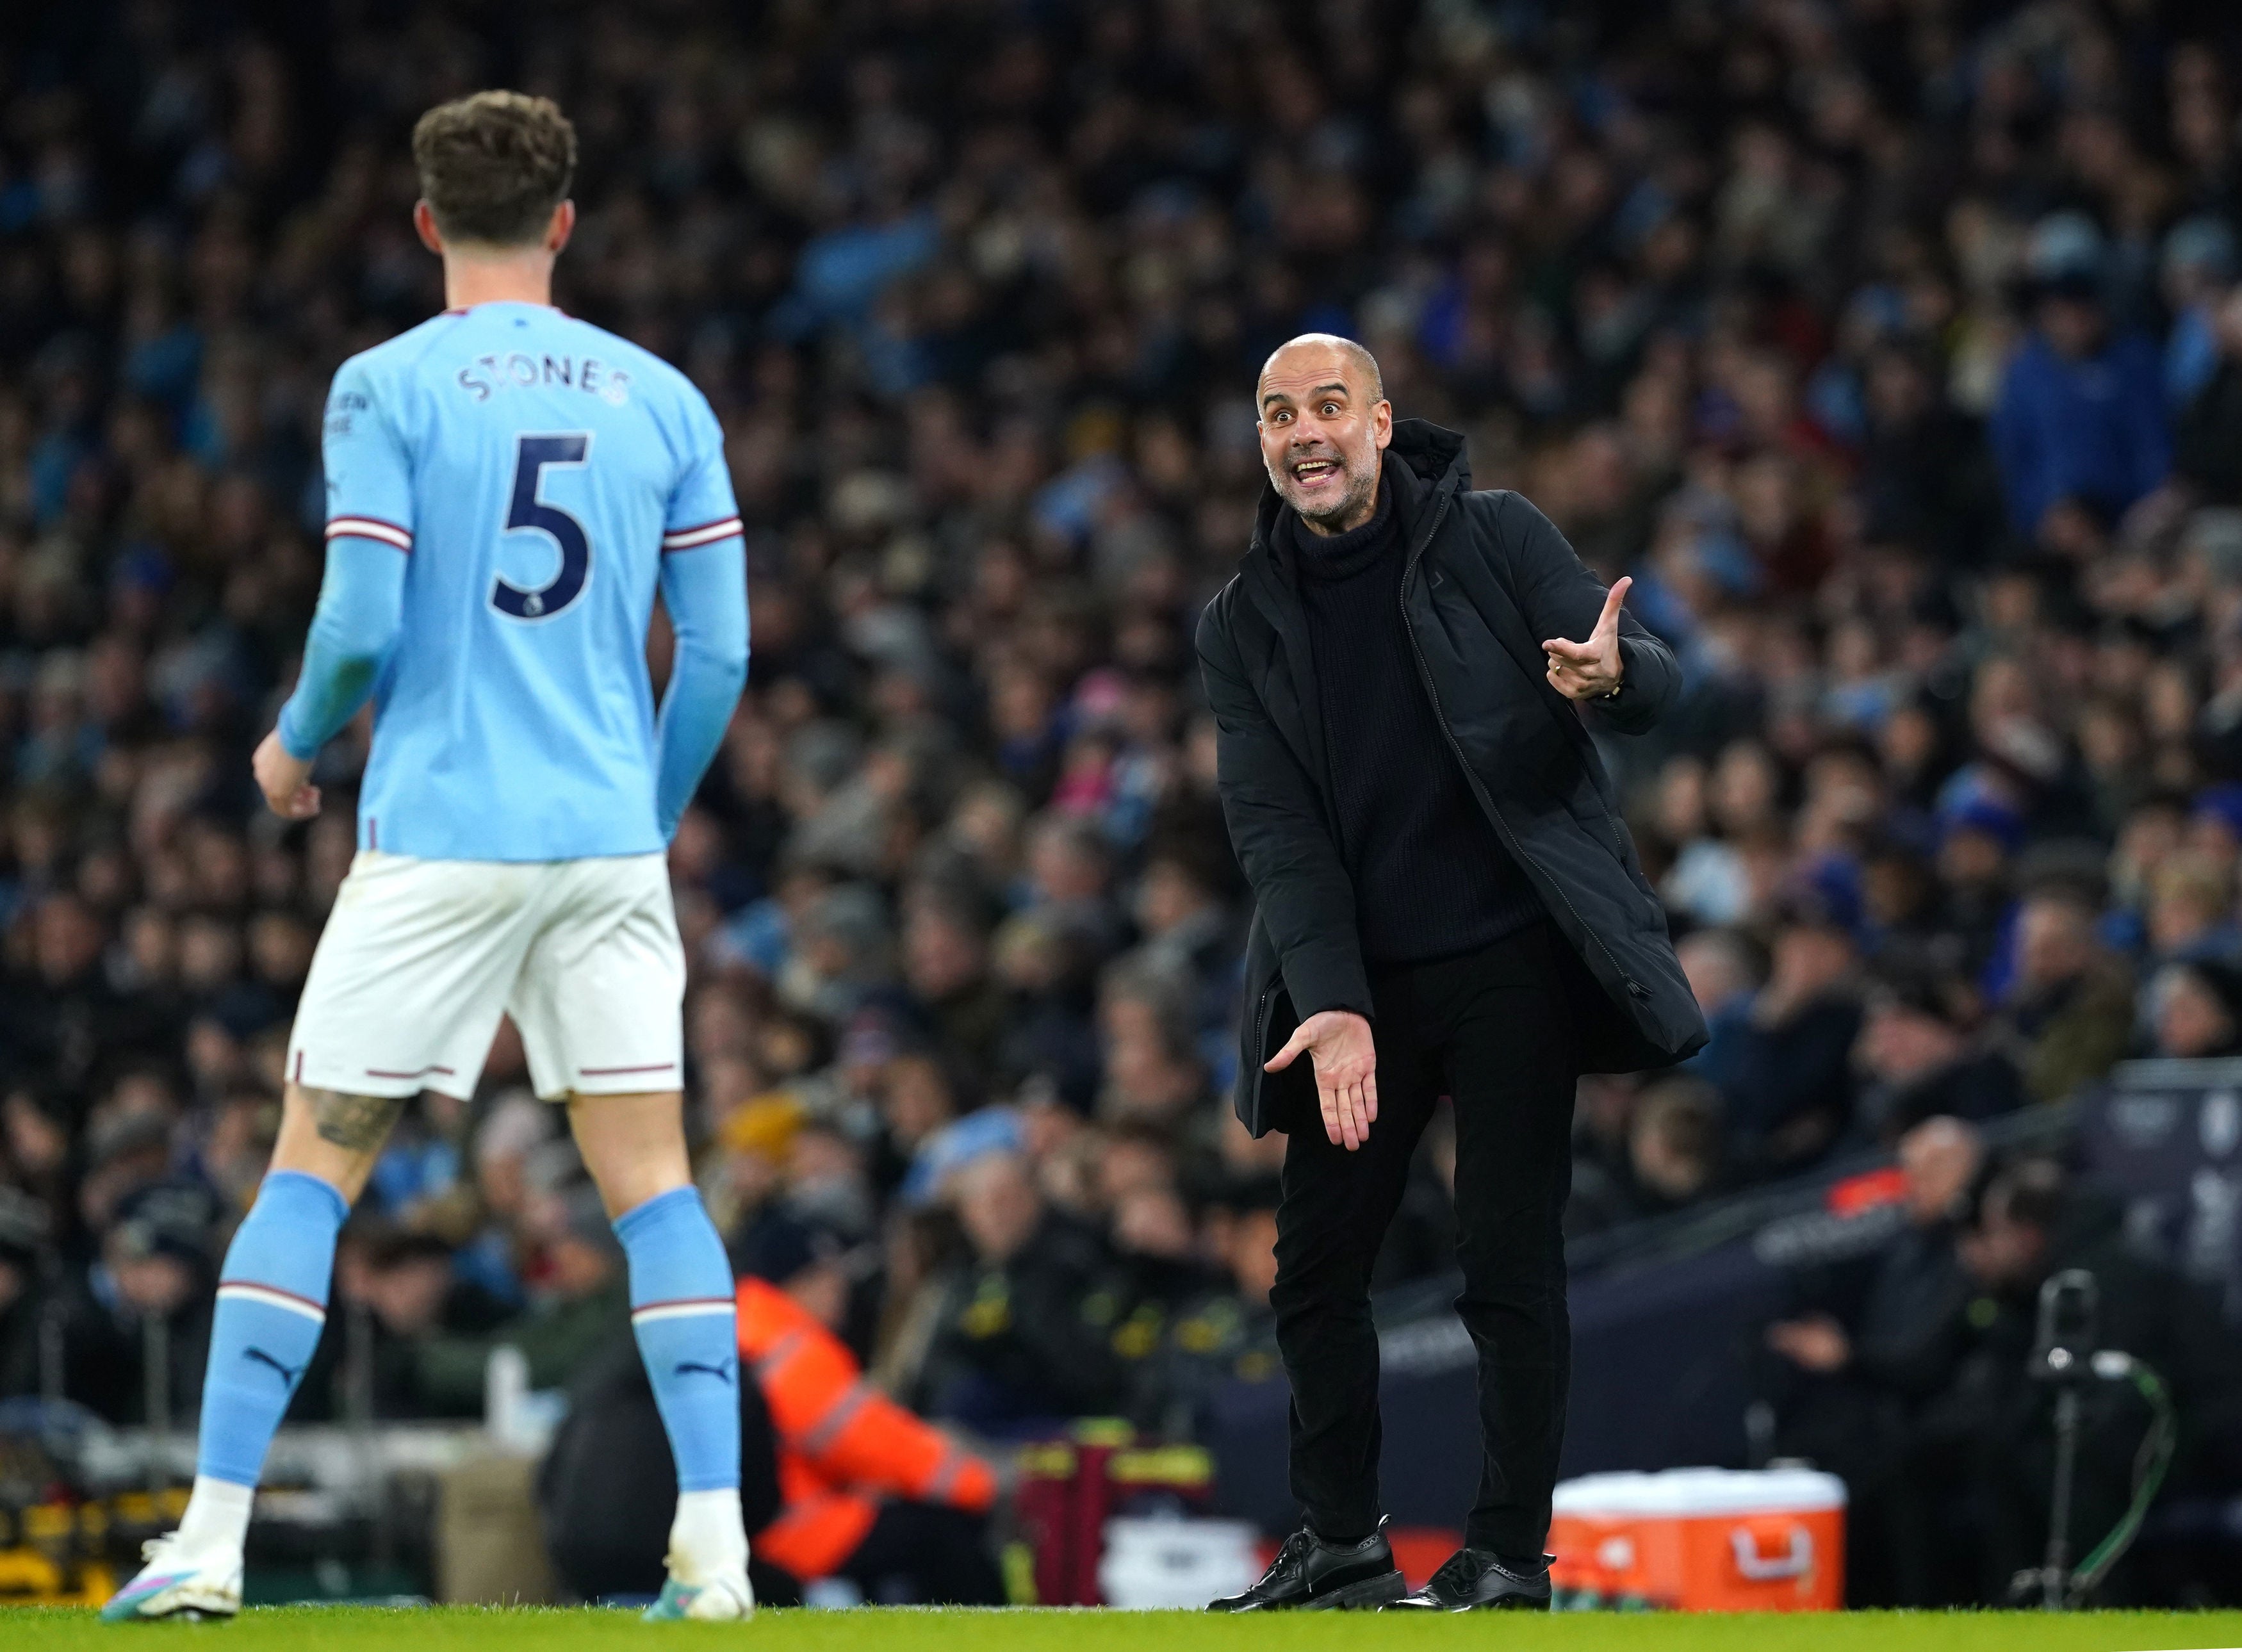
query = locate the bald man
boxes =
[1199,337,1704,1611]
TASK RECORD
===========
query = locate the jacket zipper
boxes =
[1396,490,1650,1002]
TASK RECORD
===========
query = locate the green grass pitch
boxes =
[6,1607,2242,1651]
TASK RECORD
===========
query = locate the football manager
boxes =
[1199,335,1706,1612]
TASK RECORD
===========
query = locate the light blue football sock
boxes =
[616,1186,741,1493]
[195,1170,348,1487]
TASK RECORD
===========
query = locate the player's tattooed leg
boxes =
[307,1088,405,1151]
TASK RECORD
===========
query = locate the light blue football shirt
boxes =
[297,301,746,861]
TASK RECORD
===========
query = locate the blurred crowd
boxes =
[6,0,2242,1477]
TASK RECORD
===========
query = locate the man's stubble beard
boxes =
[1288,453,1380,534]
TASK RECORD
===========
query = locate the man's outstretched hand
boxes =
[1265,1009,1378,1150]
[252,730,321,821]
[1542,575,1630,701]
[1766,1313,1851,1373]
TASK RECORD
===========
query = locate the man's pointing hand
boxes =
[1266,1010,1379,1150]
[1542,575,1631,702]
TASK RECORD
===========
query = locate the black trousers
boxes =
[1272,920,1580,1556]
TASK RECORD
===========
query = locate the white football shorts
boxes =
[286,850,685,1102]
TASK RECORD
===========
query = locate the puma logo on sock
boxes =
[243,1346,304,1386]
[675,1357,736,1385]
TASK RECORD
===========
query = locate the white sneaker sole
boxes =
[103,1582,242,1623]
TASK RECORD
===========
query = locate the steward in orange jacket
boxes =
[737,1275,997,1584]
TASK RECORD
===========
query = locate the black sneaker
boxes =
[1206,1521,1407,1611]
[1386,1547,1553,1610]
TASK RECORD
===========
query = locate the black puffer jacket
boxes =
[1197,419,1707,1137]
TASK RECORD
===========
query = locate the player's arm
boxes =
[279,538,407,753]
[651,399,748,840]
[256,362,414,820]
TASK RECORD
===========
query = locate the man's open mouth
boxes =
[1291,457,1343,489]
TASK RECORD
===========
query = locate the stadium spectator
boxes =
[1675,926,1761,1100]
[1852,961,2024,1146]
[412,1182,631,1413]
[52,1179,219,1425]
[913,1150,1125,1428]
[1989,238,2171,549]
[1763,1116,1986,1605]
[1714,895,1863,1175]
[2145,957,2242,1058]
[1997,889,2137,1104]
[1623,1077,1725,1218]
[2173,285,2242,505]
[897,894,1006,1082]
[732,1222,1002,1605]
[1132,1176,1281,1438]
[311,1225,508,1421]
[1122,837,1242,1074]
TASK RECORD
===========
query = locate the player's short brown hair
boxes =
[411,91,577,247]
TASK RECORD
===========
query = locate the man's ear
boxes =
[412,200,445,256]
[546,199,577,254]
[1373,398,1394,450]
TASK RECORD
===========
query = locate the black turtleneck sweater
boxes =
[1289,475,1544,968]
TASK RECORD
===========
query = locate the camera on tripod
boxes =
[2031,1268,2099,1387]
[2009,1268,2176,1610]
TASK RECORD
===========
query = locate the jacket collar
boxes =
[1234,419,1471,791]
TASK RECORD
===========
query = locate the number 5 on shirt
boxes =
[495,432,592,621]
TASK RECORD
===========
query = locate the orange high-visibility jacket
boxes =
[736,1276,996,1580]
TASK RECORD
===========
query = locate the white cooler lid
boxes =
[1552,1466,1846,1516]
